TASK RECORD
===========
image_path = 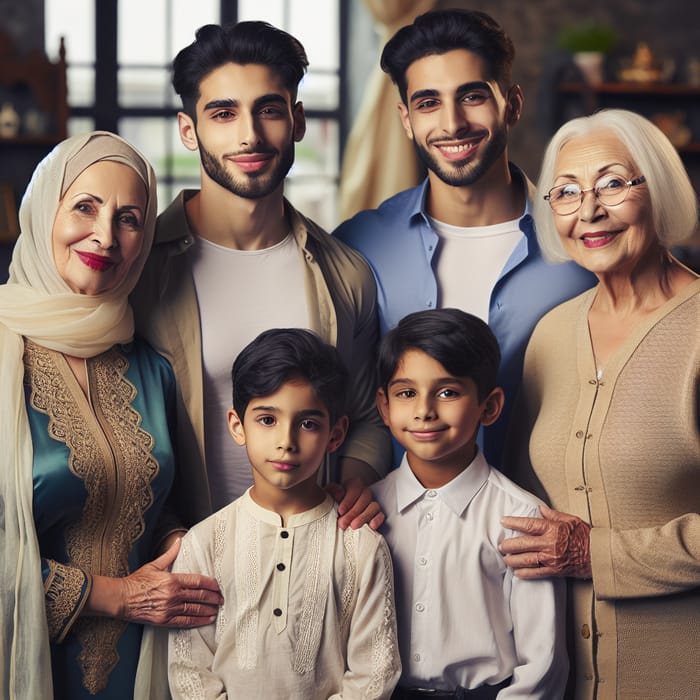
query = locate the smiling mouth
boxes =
[408,427,447,440]
[230,152,274,173]
[76,251,115,271]
[580,231,620,248]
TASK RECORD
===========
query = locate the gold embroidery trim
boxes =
[25,340,161,694]
[44,560,88,641]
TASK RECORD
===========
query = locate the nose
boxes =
[578,188,603,222]
[414,396,437,421]
[277,424,298,453]
[238,109,262,148]
[441,101,468,136]
[92,213,118,250]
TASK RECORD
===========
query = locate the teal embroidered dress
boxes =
[25,337,176,698]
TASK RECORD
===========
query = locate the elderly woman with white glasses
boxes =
[500,109,699,699]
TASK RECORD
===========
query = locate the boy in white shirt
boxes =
[168,329,401,699]
[372,309,567,699]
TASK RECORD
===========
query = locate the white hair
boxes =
[534,109,698,263]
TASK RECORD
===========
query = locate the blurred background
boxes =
[1,0,699,263]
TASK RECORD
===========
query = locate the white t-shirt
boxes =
[430,215,523,321]
[191,233,310,510]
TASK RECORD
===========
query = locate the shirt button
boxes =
[276,563,285,571]
[425,512,434,521]
[415,603,425,612]
[581,624,591,639]
[427,301,433,308]
[273,608,283,616]
[426,490,437,498]
[413,653,421,663]
[280,530,289,538]
[418,557,428,566]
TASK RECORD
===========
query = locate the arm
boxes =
[331,531,401,699]
[499,562,569,699]
[84,538,222,628]
[167,533,227,700]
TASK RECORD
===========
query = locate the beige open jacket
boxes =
[132,191,391,527]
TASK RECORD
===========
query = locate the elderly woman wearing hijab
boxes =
[500,109,699,699]
[0,131,222,700]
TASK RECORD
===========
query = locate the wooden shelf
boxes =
[558,82,700,96]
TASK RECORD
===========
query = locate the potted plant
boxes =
[556,21,618,84]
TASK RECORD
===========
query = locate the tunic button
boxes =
[581,624,591,639]
[575,430,584,438]
[415,603,425,612]
[276,563,285,571]
[418,557,428,566]
[280,530,289,538]
[273,608,283,616]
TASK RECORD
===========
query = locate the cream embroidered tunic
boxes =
[168,492,401,699]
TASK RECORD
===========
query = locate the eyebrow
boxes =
[409,81,492,104]
[203,93,289,112]
[388,376,464,388]
[250,405,328,419]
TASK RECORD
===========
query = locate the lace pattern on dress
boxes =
[24,340,161,695]
[44,560,88,640]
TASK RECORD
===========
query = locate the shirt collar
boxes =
[395,449,491,517]
[241,489,335,527]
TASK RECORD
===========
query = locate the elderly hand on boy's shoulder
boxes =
[326,474,385,531]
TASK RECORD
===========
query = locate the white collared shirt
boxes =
[372,451,568,698]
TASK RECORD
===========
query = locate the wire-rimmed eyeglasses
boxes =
[544,175,646,216]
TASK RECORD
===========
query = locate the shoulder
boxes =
[485,465,546,515]
[333,186,423,250]
[531,287,596,340]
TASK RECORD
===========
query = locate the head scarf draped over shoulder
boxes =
[0,131,158,699]
[0,130,157,357]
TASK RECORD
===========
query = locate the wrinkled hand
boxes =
[326,477,384,531]
[118,538,223,627]
[499,505,592,580]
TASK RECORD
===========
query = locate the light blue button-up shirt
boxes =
[334,167,596,469]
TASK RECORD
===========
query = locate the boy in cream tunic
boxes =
[168,329,400,699]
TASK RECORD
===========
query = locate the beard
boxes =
[198,135,296,199]
[413,124,508,187]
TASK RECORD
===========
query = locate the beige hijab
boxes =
[0,131,158,699]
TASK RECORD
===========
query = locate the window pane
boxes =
[299,72,339,110]
[119,0,219,65]
[67,66,95,108]
[238,0,284,26]
[67,116,94,137]
[45,0,95,63]
[294,117,339,177]
[289,2,338,71]
[119,68,176,107]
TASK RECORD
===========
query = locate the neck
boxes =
[406,445,477,489]
[249,479,326,527]
[426,158,524,227]
[187,181,289,250]
[592,249,695,315]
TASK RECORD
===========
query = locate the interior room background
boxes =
[1,0,699,253]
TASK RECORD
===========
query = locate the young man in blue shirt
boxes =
[334,9,594,468]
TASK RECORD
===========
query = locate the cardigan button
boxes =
[575,430,584,438]
[581,624,591,639]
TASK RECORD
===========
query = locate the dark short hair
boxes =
[378,309,500,401]
[380,9,515,104]
[232,328,348,424]
[172,21,309,118]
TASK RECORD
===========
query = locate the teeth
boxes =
[441,143,474,153]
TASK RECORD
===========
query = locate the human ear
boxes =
[178,112,199,152]
[375,388,391,427]
[505,85,524,126]
[398,103,414,140]
[479,387,505,427]
[327,415,349,454]
[293,101,306,142]
[227,408,247,446]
